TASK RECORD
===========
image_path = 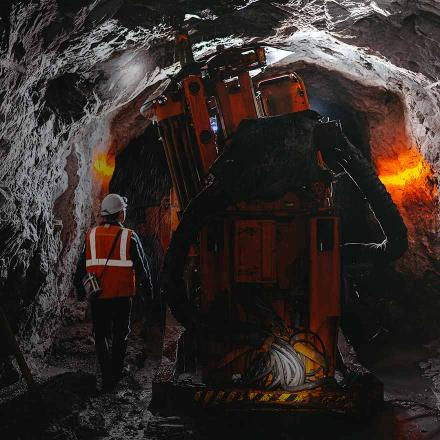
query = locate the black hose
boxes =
[315,120,408,263]
[339,143,408,262]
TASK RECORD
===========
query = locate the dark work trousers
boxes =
[91,297,132,387]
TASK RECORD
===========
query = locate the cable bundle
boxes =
[244,338,306,391]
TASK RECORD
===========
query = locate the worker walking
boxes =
[75,194,152,392]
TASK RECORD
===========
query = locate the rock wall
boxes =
[0,1,172,359]
[0,0,439,361]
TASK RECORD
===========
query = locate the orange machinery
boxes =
[141,35,383,415]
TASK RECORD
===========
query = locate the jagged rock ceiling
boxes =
[0,0,439,360]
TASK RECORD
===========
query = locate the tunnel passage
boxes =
[257,60,438,346]
[108,124,171,322]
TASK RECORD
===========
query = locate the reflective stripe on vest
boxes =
[85,225,135,299]
[86,226,133,268]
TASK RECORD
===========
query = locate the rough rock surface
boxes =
[0,0,439,363]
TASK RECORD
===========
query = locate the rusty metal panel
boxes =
[215,72,258,137]
[155,96,184,122]
[183,75,218,172]
[234,220,276,283]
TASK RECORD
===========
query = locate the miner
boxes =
[75,193,152,391]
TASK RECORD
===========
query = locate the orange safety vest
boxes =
[85,224,135,299]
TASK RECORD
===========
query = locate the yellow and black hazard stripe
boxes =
[193,388,339,407]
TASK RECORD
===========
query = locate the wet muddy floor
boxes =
[1,318,440,440]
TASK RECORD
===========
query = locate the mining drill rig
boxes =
[140,33,407,417]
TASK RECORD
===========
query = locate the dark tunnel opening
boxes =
[109,125,171,325]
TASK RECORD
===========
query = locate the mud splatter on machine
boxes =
[140,32,407,416]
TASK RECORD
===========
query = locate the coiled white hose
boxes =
[244,338,306,390]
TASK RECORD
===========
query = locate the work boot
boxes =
[112,337,128,384]
[95,338,114,392]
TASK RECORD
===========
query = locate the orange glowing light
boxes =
[379,159,424,187]
[376,149,436,204]
[93,153,115,182]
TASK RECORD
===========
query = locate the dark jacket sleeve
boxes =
[130,231,154,300]
[74,243,86,300]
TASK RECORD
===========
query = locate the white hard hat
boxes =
[100,193,127,216]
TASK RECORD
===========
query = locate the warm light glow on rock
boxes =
[93,153,115,183]
[379,158,424,187]
[376,149,437,206]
